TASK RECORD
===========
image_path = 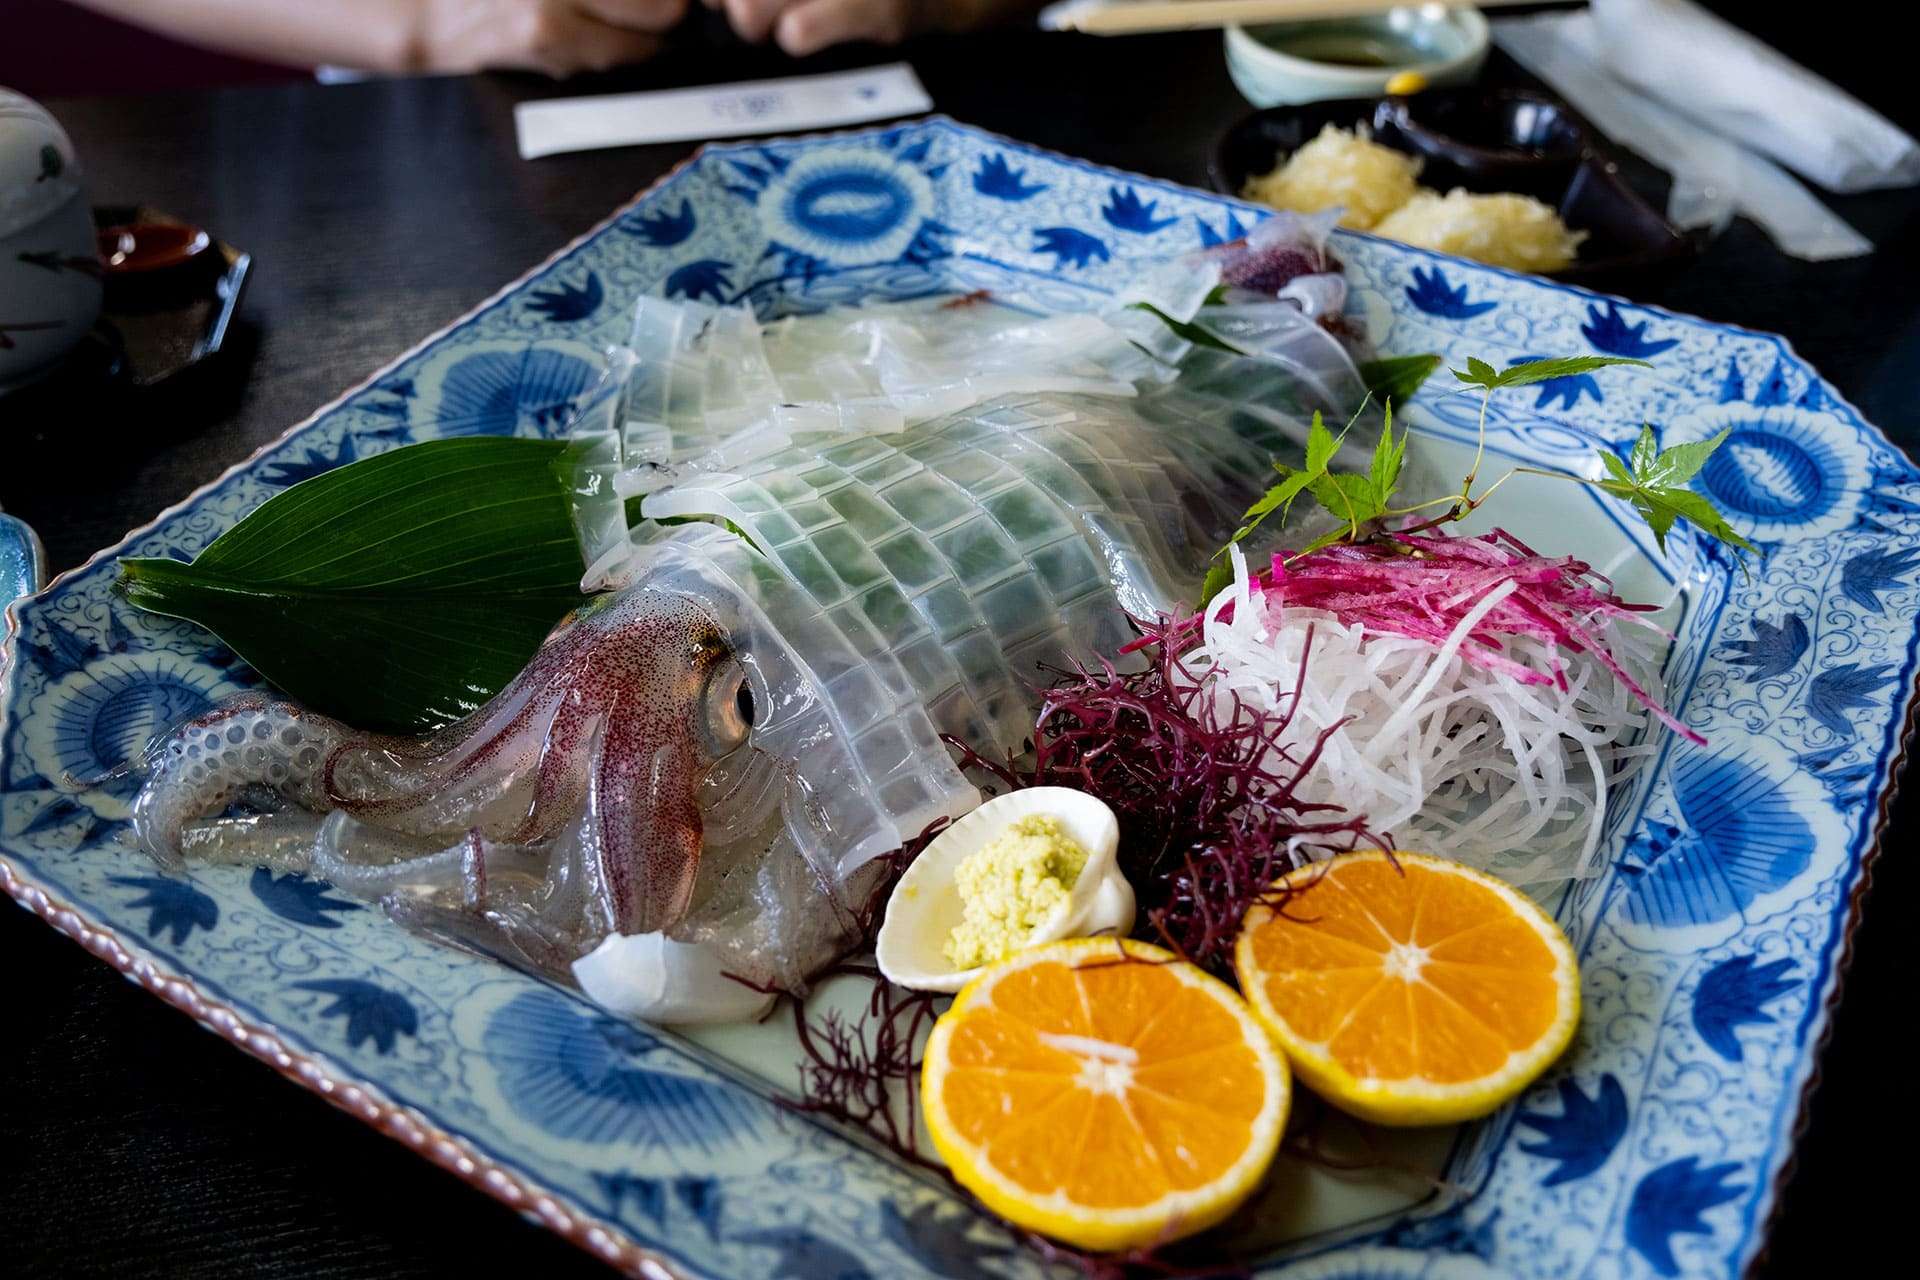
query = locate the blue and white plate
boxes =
[4,119,1916,1279]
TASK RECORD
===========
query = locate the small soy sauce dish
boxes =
[91,204,252,390]
[0,203,253,431]
[1211,89,1702,291]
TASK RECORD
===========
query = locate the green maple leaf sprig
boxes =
[1199,402,1409,602]
[1597,424,1756,557]
[1450,355,1645,393]
[1199,354,1753,603]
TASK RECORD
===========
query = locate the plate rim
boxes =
[2,113,1915,1280]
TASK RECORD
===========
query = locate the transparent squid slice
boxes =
[636,361,1365,762]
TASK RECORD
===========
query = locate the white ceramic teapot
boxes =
[1,88,103,390]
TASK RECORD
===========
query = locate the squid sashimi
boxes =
[130,222,1397,1015]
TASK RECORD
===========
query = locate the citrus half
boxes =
[922,937,1288,1251]
[1234,850,1579,1126]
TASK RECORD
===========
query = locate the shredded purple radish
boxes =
[1184,527,1697,745]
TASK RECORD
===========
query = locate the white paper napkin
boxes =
[1495,3,1909,260]
[1591,0,1920,194]
[513,64,933,159]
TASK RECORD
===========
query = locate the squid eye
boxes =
[702,659,753,754]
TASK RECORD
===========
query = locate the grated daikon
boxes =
[1370,189,1588,273]
[1241,124,1424,232]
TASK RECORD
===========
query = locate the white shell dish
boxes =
[874,786,1135,993]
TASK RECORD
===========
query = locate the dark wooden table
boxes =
[3,14,1915,1278]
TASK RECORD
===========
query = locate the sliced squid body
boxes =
[568,249,1370,579]
[132,231,1407,1019]
[628,362,1359,761]
[568,248,1401,1002]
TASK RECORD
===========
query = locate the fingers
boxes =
[723,0,789,43]
[575,0,691,33]
[571,28,664,73]
[516,3,664,74]
[773,0,914,56]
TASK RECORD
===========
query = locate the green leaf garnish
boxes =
[1368,401,1406,513]
[1277,410,1345,514]
[1453,356,1502,388]
[1127,301,1245,355]
[1289,403,1408,555]
[1196,550,1238,607]
[1452,355,1651,391]
[1198,397,1423,601]
[1359,353,1441,408]
[1199,410,1343,602]
[1595,424,1758,558]
[1203,348,1751,585]
[119,438,589,733]
[1301,471,1377,548]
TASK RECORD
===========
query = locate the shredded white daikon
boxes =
[1191,550,1659,883]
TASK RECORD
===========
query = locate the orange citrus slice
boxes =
[1234,850,1578,1127]
[921,937,1289,1252]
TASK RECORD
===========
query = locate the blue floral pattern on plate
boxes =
[3,118,1917,1279]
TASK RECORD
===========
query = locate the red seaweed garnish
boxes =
[951,616,1378,973]
[788,962,946,1168]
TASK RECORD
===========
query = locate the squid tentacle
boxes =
[500,696,605,845]
[133,586,735,981]
[320,675,568,839]
[318,595,707,847]
[381,891,584,982]
[132,693,355,867]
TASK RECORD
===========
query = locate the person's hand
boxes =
[413,0,690,75]
[708,0,992,58]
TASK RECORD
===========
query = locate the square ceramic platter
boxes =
[4,118,1917,1280]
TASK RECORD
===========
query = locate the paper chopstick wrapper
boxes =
[514,64,933,159]
[1496,10,1877,261]
[1590,0,1920,194]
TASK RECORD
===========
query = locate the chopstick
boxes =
[1040,0,1547,37]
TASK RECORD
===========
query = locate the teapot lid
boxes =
[0,88,87,238]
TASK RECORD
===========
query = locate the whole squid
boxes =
[131,225,1404,1012]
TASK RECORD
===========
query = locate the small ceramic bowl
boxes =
[1224,7,1489,108]
[0,88,103,391]
[875,787,1135,994]
[97,219,213,274]
[1378,89,1588,185]
[1212,92,1703,288]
